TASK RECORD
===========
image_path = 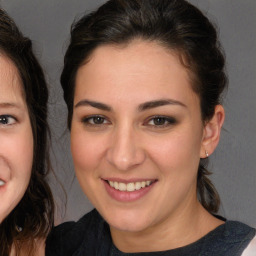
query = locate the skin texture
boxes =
[10,239,45,256]
[0,54,33,224]
[71,40,225,252]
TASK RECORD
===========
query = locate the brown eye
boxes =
[146,116,176,128]
[82,115,110,126]
[0,115,16,125]
[153,117,166,125]
[93,116,105,124]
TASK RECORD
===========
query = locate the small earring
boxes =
[15,225,23,232]
[205,150,209,157]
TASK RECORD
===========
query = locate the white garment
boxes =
[241,236,256,256]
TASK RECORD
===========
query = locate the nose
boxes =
[106,126,146,171]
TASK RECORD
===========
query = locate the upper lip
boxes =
[102,178,157,183]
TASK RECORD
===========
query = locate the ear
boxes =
[200,105,225,158]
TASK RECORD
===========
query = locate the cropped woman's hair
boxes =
[0,8,54,255]
[61,0,227,214]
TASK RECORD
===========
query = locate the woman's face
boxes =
[0,55,33,223]
[71,40,207,233]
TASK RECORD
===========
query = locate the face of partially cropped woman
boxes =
[71,40,209,233]
[0,55,33,223]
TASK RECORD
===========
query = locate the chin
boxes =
[103,209,153,233]
[111,220,150,233]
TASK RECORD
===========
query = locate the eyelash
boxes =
[0,115,17,126]
[81,115,110,126]
[145,115,177,128]
[81,115,176,129]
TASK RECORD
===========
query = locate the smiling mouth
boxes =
[107,180,155,192]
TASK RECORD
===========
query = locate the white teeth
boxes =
[108,180,153,192]
[135,182,142,190]
[127,183,135,192]
[119,183,126,191]
[0,180,5,186]
[114,181,119,190]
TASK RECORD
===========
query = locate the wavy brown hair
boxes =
[61,0,227,214]
[0,8,54,256]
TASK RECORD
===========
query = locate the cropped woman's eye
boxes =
[146,116,176,127]
[82,115,110,126]
[0,115,16,126]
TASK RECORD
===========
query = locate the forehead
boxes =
[75,40,198,105]
[0,54,24,102]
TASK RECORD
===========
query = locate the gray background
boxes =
[1,0,255,227]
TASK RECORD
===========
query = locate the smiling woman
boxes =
[70,42,215,234]
[0,55,33,224]
[0,8,54,256]
[46,0,255,255]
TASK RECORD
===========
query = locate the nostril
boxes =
[106,131,146,170]
[107,150,144,171]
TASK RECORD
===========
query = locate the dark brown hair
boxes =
[0,8,54,256]
[61,0,227,214]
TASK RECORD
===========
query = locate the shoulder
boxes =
[203,220,256,255]
[45,209,105,256]
[223,221,255,242]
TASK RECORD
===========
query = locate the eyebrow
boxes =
[75,98,186,112]
[75,100,112,111]
[0,102,22,109]
[138,99,187,111]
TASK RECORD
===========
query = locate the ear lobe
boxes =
[200,105,225,158]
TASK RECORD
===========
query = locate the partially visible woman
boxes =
[0,8,54,256]
[46,0,255,255]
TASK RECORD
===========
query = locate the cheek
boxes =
[145,132,202,214]
[70,129,106,203]
[147,129,202,176]
[0,126,33,222]
[14,128,34,184]
[3,127,33,173]
[71,129,104,174]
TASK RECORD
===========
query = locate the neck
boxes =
[110,200,224,253]
[10,238,45,256]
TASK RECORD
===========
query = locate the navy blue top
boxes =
[46,209,255,256]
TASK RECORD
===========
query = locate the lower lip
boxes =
[103,180,156,202]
